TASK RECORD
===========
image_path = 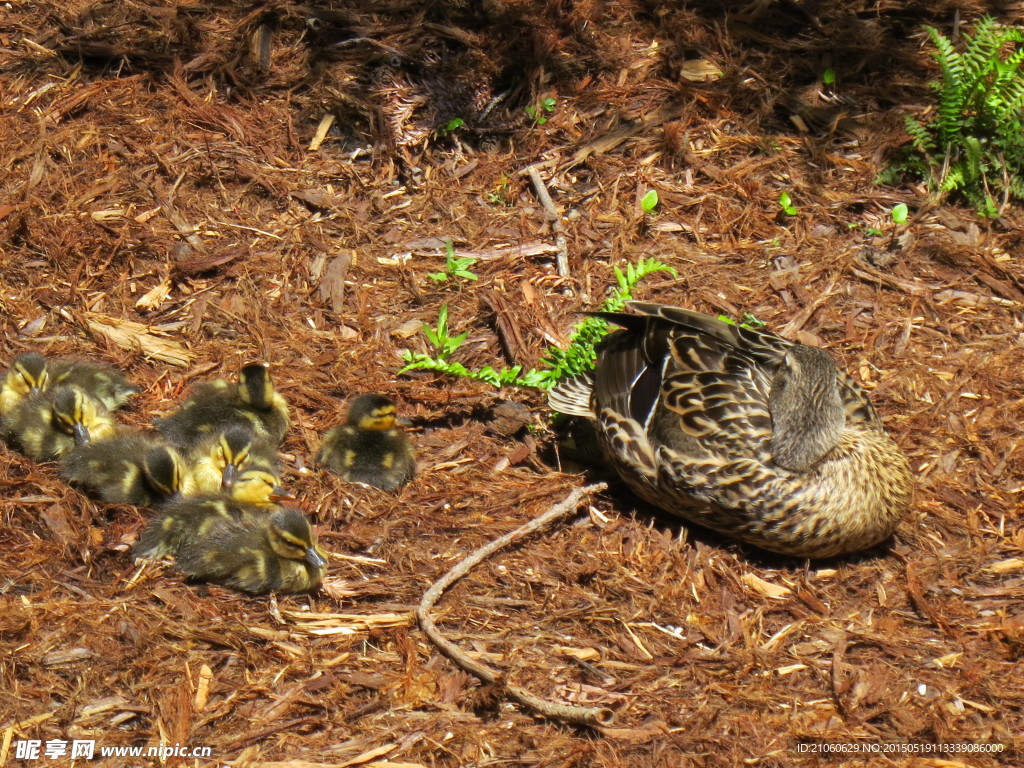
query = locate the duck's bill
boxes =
[220,463,239,491]
[305,547,328,568]
[270,486,297,502]
[73,424,91,445]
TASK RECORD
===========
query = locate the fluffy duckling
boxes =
[0,353,49,418]
[61,436,196,507]
[5,386,117,461]
[174,507,327,594]
[548,301,913,559]
[155,363,290,449]
[135,500,325,594]
[318,393,415,491]
[189,425,280,494]
[49,358,138,411]
[134,469,293,558]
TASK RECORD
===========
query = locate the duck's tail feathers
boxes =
[547,372,596,417]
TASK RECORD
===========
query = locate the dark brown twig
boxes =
[416,483,614,727]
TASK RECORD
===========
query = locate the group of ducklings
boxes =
[1,353,416,595]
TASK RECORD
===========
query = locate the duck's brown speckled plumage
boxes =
[549,301,913,558]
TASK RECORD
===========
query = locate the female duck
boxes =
[548,301,913,558]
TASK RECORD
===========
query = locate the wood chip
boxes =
[85,313,194,367]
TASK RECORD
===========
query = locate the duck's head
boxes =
[768,345,845,472]
[229,466,294,504]
[207,426,258,490]
[50,387,113,445]
[142,446,193,498]
[6,353,49,397]
[267,508,328,569]
[346,393,399,431]
[237,363,278,411]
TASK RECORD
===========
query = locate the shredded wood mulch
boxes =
[2,1,1023,766]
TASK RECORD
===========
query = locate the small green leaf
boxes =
[428,271,448,282]
[891,203,909,224]
[823,68,836,85]
[541,97,557,111]
[445,117,465,132]
[641,189,660,213]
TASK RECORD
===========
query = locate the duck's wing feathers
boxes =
[594,305,777,461]
[618,301,883,431]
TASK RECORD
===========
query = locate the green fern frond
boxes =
[894,16,1024,215]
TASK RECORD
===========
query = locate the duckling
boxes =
[5,386,117,461]
[134,469,294,559]
[175,507,326,594]
[548,301,913,559]
[61,436,196,506]
[318,393,415,491]
[135,502,325,594]
[155,363,290,449]
[189,425,280,494]
[49,358,138,411]
[0,352,49,418]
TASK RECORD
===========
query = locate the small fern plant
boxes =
[903,16,1024,216]
[399,257,676,390]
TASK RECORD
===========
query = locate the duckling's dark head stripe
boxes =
[238,364,273,409]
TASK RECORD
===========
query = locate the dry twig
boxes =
[416,483,613,727]
[525,165,569,279]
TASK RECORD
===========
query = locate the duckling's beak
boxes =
[73,423,91,445]
[305,546,328,568]
[29,385,42,396]
[396,416,412,428]
[270,486,296,502]
[220,463,239,491]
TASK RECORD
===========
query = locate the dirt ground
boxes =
[2,1,1023,766]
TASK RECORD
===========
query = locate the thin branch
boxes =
[416,483,613,727]
[526,164,569,279]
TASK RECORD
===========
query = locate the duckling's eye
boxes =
[270,529,308,559]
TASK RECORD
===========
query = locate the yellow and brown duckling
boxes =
[61,436,196,507]
[135,501,325,595]
[134,468,294,559]
[175,507,326,595]
[1,353,49,419]
[318,393,415,491]
[49,358,138,411]
[155,363,290,449]
[548,301,913,559]
[189,425,280,494]
[4,386,117,461]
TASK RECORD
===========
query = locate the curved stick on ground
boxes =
[416,483,613,727]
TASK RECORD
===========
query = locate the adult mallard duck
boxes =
[155,363,290,449]
[4,386,117,461]
[318,393,415,491]
[135,501,326,594]
[61,435,196,506]
[0,353,49,418]
[548,301,913,558]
